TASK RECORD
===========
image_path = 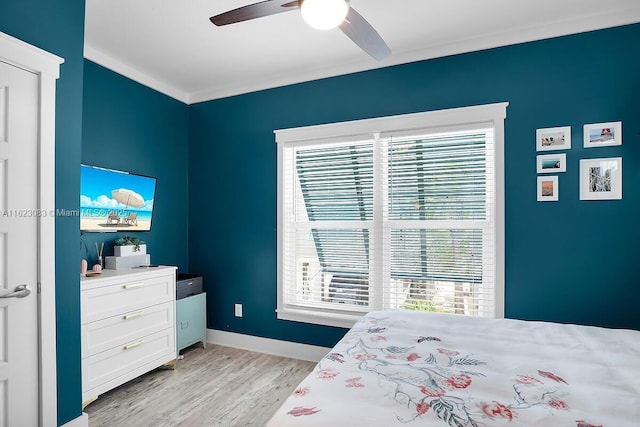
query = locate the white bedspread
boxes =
[267,310,640,426]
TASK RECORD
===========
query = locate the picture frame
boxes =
[536,126,571,151]
[537,176,558,202]
[579,157,622,200]
[583,121,622,148]
[536,153,566,173]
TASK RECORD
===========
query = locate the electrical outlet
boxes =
[234,303,243,317]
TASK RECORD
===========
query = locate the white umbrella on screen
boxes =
[111,188,145,226]
[111,188,145,209]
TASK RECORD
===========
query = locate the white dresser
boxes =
[80,266,177,406]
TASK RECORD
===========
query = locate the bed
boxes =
[267,310,640,426]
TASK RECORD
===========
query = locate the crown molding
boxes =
[191,10,640,103]
[84,45,191,104]
[86,7,640,105]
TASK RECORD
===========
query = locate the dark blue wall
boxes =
[2,5,638,424]
[189,23,640,348]
[0,1,85,425]
[82,60,189,273]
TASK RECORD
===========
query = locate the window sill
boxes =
[276,307,363,329]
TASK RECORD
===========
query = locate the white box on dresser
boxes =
[81,266,177,407]
[104,254,151,270]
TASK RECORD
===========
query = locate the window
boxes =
[276,103,507,328]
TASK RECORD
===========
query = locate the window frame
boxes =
[276,103,508,328]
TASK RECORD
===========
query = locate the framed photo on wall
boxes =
[536,153,566,173]
[579,157,622,200]
[536,126,571,151]
[537,176,558,201]
[583,121,622,148]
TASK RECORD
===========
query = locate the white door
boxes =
[0,60,40,426]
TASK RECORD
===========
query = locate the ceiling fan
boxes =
[210,0,391,61]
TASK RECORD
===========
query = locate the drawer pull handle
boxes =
[123,282,144,289]
[181,321,189,329]
[123,311,144,320]
[124,340,144,350]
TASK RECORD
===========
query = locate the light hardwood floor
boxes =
[84,344,316,427]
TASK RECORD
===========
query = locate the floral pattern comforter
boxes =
[267,310,640,426]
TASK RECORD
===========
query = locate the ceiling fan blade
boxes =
[210,0,299,26]
[339,7,391,61]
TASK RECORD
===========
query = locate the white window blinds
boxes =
[383,129,495,317]
[280,139,374,319]
[276,103,506,328]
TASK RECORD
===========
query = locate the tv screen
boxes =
[80,164,157,232]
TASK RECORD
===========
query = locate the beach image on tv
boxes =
[80,165,156,231]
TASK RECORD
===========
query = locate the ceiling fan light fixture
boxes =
[300,0,349,30]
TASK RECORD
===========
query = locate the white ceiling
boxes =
[84,0,640,104]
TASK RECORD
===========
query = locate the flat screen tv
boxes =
[80,164,157,232]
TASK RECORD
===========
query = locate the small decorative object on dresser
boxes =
[106,236,150,269]
[94,242,104,270]
[113,236,146,257]
[80,266,177,409]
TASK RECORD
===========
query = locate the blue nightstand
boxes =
[176,292,207,353]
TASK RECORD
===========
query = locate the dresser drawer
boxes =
[82,273,174,324]
[82,327,175,396]
[82,301,174,358]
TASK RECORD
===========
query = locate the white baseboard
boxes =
[207,329,330,363]
[61,413,88,427]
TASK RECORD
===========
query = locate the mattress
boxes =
[267,310,640,426]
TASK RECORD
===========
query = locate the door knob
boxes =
[0,284,32,299]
